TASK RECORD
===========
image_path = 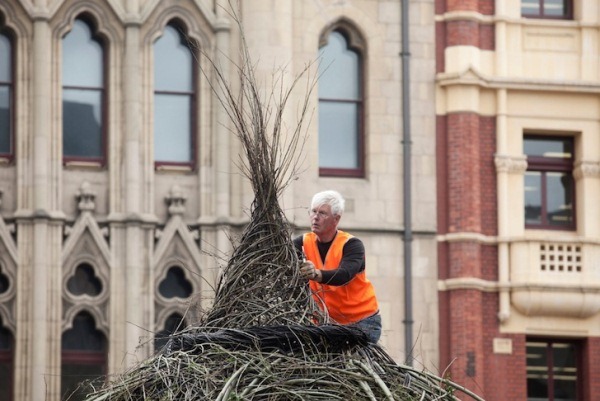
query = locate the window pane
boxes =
[62,312,105,351]
[0,34,11,81]
[61,363,104,401]
[522,1,541,15]
[318,101,358,169]
[0,86,9,154]
[154,313,186,350]
[552,343,577,401]
[154,94,192,162]
[158,266,193,299]
[318,31,359,100]
[544,0,567,17]
[525,172,542,224]
[154,26,193,92]
[546,172,573,227]
[527,342,549,400]
[524,137,572,159]
[62,20,103,88]
[63,89,103,158]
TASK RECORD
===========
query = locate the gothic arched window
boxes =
[153,23,196,168]
[62,18,106,165]
[318,28,365,177]
[61,311,107,401]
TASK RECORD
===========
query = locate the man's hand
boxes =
[300,261,322,282]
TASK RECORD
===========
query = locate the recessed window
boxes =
[524,136,574,230]
[153,24,195,168]
[527,339,579,401]
[61,311,106,401]
[318,29,364,177]
[522,0,572,19]
[0,29,13,160]
[0,318,13,401]
[62,18,106,165]
[154,312,186,350]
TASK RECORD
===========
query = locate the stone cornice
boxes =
[437,67,600,94]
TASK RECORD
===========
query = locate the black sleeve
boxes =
[320,238,365,286]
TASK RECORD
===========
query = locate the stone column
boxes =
[14,3,63,400]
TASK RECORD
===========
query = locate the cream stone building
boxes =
[436,0,600,399]
[0,0,438,400]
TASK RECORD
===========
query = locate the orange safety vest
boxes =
[303,231,379,325]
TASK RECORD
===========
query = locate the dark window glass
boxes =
[154,313,186,350]
[0,32,13,157]
[67,264,102,297]
[524,136,574,230]
[522,0,571,19]
[153,24,194,165]
[318,30,363,177]
[0,322,13,401]
[0,264,9,294]
[62,19,105,162]
[61,312,106,401]
[158,266,193,299]
[527,339,578,401]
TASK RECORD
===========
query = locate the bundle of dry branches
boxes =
[84,4,484,400]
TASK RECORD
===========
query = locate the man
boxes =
[294,190,382,343]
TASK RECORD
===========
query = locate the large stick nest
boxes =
[84,4,484,401]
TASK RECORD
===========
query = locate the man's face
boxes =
[309,204,340,239]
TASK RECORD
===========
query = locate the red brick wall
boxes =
[437,111,500,399]
[582,337,600,400]
[435,0,495,72]
[437,0,495,14]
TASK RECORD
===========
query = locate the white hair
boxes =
[311,190,345,216]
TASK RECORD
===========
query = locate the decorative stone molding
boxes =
[166,185,187,216]
[494,154,528,174]
[573,161,600,180]
[77,181,96,212]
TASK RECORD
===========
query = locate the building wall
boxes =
[437,0,600,399]
[0,0,438,400]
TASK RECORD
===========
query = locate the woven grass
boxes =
[84,4,484,400]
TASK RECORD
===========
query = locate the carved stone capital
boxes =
[573,161,600,179]
[494,154,528,174]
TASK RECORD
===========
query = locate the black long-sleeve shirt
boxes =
[293,233,365,286]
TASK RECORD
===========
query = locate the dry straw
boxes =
[83,3,485,400]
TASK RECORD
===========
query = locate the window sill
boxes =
[64,160,104,170]
[155,164,193,173]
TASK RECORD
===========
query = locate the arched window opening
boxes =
[0,264,9,295]
[154,312,186,351]
[153,23,196,168]
[318,29,364,177]
[62,18,106,164]
[0,27,13,160]
[61,311,107,401]
[158,266,193,299]
[66,263,103,297]
[0,317,13,401]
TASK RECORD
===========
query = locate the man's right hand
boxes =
[300,261,322,282]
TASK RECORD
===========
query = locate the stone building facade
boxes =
[0,0,438,400]
[436,0,600,400]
